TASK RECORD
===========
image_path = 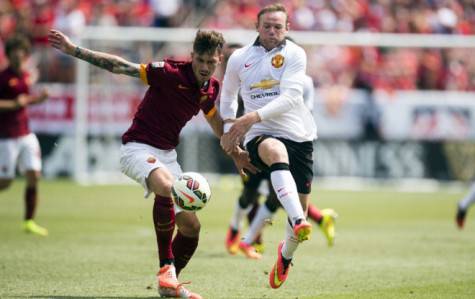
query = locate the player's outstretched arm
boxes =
[48,29,140,78]
[205,108,224,138]
[0,90,48,111]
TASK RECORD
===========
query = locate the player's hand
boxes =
[227,112,260,148]
[230,148,259,177]
[16,94,30,108]
[35,89,49,104]
[220,132,236,155]
[48,29,76,55]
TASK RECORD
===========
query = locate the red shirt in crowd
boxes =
[0,66,30,138]
[122,60,219,150]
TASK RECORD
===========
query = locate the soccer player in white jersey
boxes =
[220,3,316,288]
[456,182,475,229]
[228,74,338,260]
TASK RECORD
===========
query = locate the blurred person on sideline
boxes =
[456,183,475,229]
[49,28,255,299]
[220,3,315,289]
[0,34,49,236]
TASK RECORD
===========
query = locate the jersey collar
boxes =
[253,37,287,51]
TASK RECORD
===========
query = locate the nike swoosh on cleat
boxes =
[244,63,252,68]
[273,266,282,287]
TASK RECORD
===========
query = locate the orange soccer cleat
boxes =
[238,241,262,259]
[157,264,202,299]
[269,240,291,289]
[225,226,240,255]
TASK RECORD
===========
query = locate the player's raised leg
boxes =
[258,138,311,239]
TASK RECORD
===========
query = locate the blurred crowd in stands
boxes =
[0,0,474,91]
[205,0,475,91]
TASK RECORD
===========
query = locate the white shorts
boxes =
[0,133,42,179]
[119,142,184,214]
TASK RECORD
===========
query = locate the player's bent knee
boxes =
[0,179,13,191]
[148,168,174,197]
[176,212,201,237]
[258,139,288,165]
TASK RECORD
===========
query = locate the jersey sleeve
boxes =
[280,46,306,95]
[139,61,168,86]
[200,81,220,118]
[302,75,315,111]
[219,51,241,131]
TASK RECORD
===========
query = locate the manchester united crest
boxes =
[271,54,284,68]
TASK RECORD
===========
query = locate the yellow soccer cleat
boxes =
[238,241,262,259]
[23,220,48,237]
[253,242,265,254]
[293,219,312,243]
[319,209,338,247]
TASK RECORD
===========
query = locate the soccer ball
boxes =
[171,172,211,211]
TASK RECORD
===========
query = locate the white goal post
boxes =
[73,26,475,184]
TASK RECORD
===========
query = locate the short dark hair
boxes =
[225,43,243,50]
[257,3,288,25]
[223,43,243,63]
[193,30,225,55]
[5,34,31,56]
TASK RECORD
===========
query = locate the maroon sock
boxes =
[24,186,37,220]
[153,195,175,267]
[172,230,199,277]
[308,204,323,224]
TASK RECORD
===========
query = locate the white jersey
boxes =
[220,39,317,145]
[303,74,315,112]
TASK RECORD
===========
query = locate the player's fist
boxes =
[36,89,49,104]
[16,94,30,108]
[48,29,75,55]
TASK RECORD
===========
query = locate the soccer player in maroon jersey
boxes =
[0,35,49,237]
[49,29,255,299]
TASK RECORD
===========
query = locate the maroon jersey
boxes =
[122,60,219,150]
[0,66,30,138]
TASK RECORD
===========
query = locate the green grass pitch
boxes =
[1,178,475,298]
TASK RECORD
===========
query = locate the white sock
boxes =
[281,221,299,260]
[270,169,305,225]
[242,204,273,244]
[459,183,475,210]
[229,200,252,230]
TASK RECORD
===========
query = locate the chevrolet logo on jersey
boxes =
[250,79,280,90]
